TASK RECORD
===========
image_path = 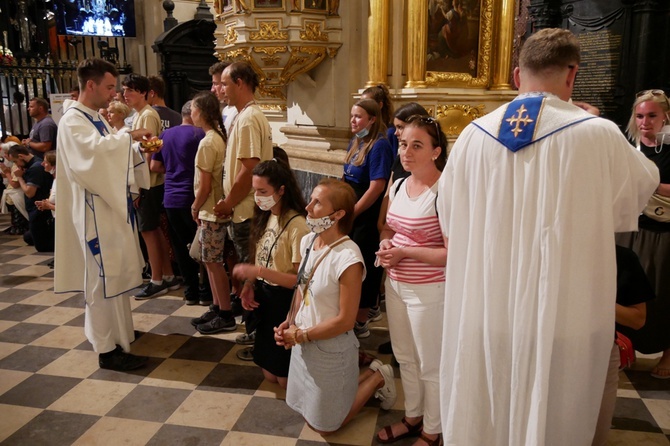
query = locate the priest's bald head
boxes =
[514,28,580,101]
[77,59,119,111]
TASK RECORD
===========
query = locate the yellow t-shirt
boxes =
[194,130,227,223]
[255,211,309,286]
[132,105,163,187]
[224,104,273,223]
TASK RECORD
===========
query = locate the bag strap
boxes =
[264,213,301,269]
[286,235,350,325]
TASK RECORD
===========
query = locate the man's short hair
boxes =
[77,58,119,88]
[209,61,230,77]
[519,28,580,74]
[148,75,166,99]
[30,97,50,113]
[8,144,30,158]
[181,100,192,117]
[13,91,25,103]
[122,74,150,99]
[225,62,260,93]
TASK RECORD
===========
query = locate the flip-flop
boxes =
[651,366,670,379]
[376,417,423,444]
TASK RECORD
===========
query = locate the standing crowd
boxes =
[0,26,668,446]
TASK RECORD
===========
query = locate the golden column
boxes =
[490,0,515,90]
[405,0,427,88]
[366,0,389,87]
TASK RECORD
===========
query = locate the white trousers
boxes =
[385,277,444,434]
[84,246,135,354]
[592,342,620,446]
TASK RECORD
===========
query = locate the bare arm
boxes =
[26,140,52,153]
[192,168,212,219]
[150,159,165,173]
[616,302,646,330]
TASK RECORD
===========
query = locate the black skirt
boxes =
[252,281,294,377]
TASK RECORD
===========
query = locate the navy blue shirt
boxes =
[22,156,52,212]
[343,134,393,186]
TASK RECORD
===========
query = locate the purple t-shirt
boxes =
[153,125,206,209]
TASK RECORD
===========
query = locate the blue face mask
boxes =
[355,127,370,139]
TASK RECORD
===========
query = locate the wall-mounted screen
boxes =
[53,0,136,38]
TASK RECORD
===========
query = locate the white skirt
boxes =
[286,330,359,432]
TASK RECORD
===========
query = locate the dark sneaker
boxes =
[354,320,370,338]
[196,315,237,334]
[134,282,167,300]
[368,306,383,322]
[164,277,181,291]
[190,306,218,327]
[199,298,214,306]
[236,346,254,361]
[99,346,148,371]
[235,331,255,345]
[184,295,198,306]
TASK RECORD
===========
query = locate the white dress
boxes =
[436,94,659,446]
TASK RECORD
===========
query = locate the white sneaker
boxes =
[374,363,397,410]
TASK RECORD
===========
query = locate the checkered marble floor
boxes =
[0,215,668,445]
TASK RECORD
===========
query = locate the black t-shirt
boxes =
[391,155,409,181]
[614,245,655,332]
[153,106,182,131]
[22,156,53,213]
[639,142,670,232]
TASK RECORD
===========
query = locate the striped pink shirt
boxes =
[386,180,445,284]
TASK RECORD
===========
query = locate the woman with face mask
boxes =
[343,98,393,338]
[616,90,670,380]
[231,158,309,388]
[276,178,396,434]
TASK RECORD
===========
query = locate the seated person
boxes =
[0,140,29,235]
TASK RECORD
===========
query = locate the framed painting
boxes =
[407,0,494,88]
[254,0,284,9]
[303,0,327,11]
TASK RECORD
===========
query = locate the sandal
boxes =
[416,432,441,446]
[376,417,423,444]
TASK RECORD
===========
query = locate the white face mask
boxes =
[306,214,336,234]
[355,127,370,139]
[254,193,277,211]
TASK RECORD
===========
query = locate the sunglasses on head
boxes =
[636,89,666,98]
[406,115,443,149]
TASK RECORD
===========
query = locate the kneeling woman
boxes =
[233,159,309,388]
[276,179,396,434]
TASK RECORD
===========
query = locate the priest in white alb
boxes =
[55,58,153,371]
[436,28,659,446]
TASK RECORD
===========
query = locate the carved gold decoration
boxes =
[250,21,288,40]
[300,22,329,41]
[404,0,499,88]
[259,103,288,111]
[327,47,339,58]
[435,104,486,136]
[254,46,288,56]
[223,27,238,45]
[281,46,327,84]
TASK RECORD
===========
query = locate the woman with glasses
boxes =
[375,116,448,446]
[343,99,393,338]
[616,89,670,379]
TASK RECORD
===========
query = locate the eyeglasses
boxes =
[406,115,444,149]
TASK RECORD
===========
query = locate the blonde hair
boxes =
[344,98,386,167]
[626,91,670,146]
[107,100,131,119]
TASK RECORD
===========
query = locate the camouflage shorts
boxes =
[199,220,227,263]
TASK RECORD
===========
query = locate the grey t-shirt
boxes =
[29,115,58,155]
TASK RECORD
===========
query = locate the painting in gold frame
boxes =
[303,0,326,11]
[254,0,284,9]
[412,0,493,88]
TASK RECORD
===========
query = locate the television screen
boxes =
[53,0,136,38]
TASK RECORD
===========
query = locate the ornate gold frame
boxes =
[406,0,495,88]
